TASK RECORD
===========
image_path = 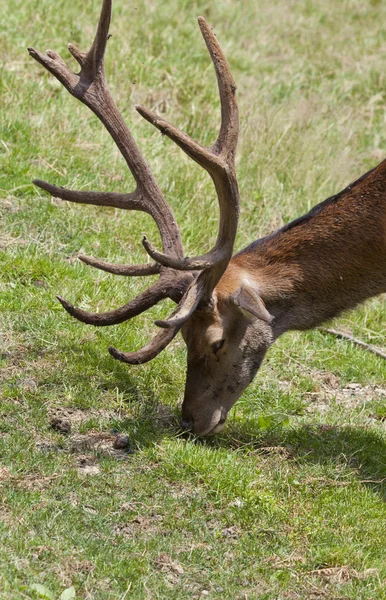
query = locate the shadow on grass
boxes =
[206,422,386,499]
[46,346,184,448]
[19,342,386,497]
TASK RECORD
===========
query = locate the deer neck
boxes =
[225,172,386,338]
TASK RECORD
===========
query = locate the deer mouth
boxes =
[209,421,226,434]
[190,408,228,436]
[207,410,227,434]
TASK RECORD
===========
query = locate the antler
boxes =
[138,17,240,327]
[28,0,239,361]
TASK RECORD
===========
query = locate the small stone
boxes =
[113,434,131,450]
[50,417,71,434]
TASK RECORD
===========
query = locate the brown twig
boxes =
[320,328,386,360]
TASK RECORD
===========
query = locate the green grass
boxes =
[1,0,386,598]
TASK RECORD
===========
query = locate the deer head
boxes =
[180,267,275,435]
[28,0,248,435]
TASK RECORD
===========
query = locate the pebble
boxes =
[50,417,71,434]
[113,434,131,450]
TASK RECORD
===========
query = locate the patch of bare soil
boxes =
[35,430,132,459]
[333,383,386,408]
[47,405,135,455]
[76,455,101,476]
[1,349,58,395]
[0,334,32,376]
[49,417,71,434]
[263,551,307,568]
[35,427,133,480]
[0,501,13,526]
[154,553,184,586]
[69,432,132,457]
[48,406,116,428]
[114,513,165,539]
[0,232,28,249]
[152,404,178,428]
[0,467,11,482]
[0,199,20,212]
[2,471,60,490]
[255,445,296,459]
[54,555,94,587]
[306,565,379,584]
[305,374,386,414]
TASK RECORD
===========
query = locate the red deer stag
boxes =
[29,0,386,436]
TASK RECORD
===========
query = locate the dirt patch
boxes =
[69,432,133,458]
[154,553,184,586]
[35,428,134,477]
[48,406,116,428]
[114,513,164,539]
[306,565,379,584]
[0,467,11,482]
[0,344,31,378]
[305,376,386,414]
[255,445,296,459]
[17,377,38,392]
[333,384,386,408]
[50,417,71,434]
[0,199,20,212]
[54,555,94,587]
[1,350,58,391]
[152,404,177,428]
[0,502,14,526]
[0,232,28,249]
[155,552,184,574]
[4,472,60,490]
[263,551,307,568]
[77,455,101,476]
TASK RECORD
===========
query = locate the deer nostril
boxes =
[180,418,194,431]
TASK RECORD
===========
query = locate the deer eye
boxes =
[212,339,225,354]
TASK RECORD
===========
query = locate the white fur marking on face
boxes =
[211,422,226,434]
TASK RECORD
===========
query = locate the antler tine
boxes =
[33,179,166,277]
[56,279,170,326]
[108,326,180,365]
[88,0,111,73]
[78,255,160,277]
[136,16,239,279]
[28,0,184,260]
[198,17,238,159]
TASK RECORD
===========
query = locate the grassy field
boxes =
[1,0,386,598]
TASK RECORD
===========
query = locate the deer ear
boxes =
[232,283,273,323]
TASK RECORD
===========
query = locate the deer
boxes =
[28,0,386,437]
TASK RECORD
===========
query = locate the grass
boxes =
[1,0,386,598]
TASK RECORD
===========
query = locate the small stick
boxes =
[320,327,386,360]
[38,156,66,177]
